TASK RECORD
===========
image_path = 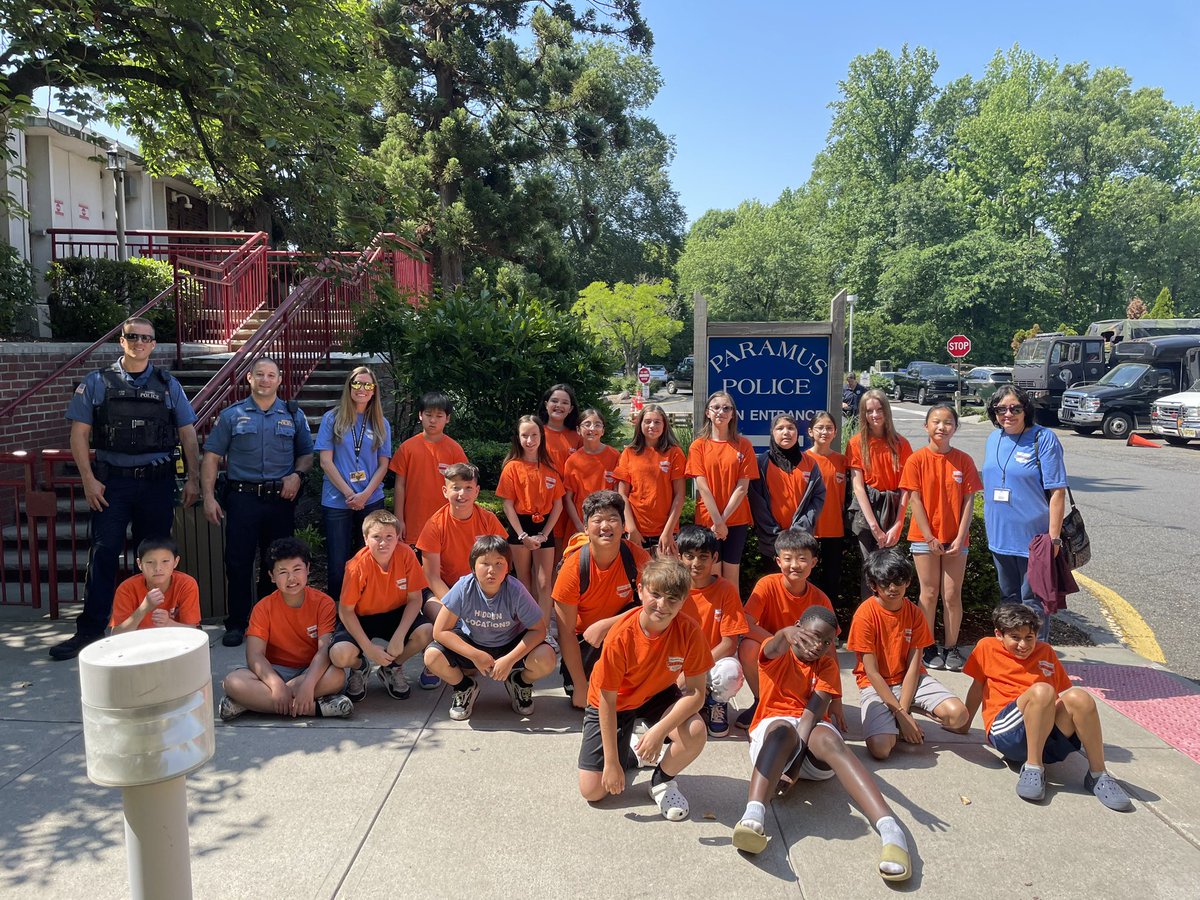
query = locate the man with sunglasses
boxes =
[51,317,200,661]
[202,357,314,647]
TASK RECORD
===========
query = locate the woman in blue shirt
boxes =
[316,366,393,599]
[981,386,1068,640]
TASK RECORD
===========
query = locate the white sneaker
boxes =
[449,680,480,721]
[316,694,353,718]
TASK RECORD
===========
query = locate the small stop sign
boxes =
[637,366,651,385]
[946,334,972,358]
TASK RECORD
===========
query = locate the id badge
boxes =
[992,488,1011,503]
[349,470,367,483]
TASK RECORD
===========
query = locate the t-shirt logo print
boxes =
[306,624,318,639]
[1038,660,1055,677]
[659,460,670,473]
[952,470,963,484]
[396,578,408,591]
[438,463,450,475]
[545,476,557,489]
[903,628,913,644]
[616,583,631,598]
[667,655,684,673]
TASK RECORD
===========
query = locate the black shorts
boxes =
[427,631,534,672]
[577,685,683,772]
[506,513,557,549]
[717,523,749,565]
[560,634,605,690]
[331,609,430,651]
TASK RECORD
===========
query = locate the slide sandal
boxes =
[879,843,911,882]
[733,821,769,855]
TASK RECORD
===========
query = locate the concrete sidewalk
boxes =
[2,620,1198,899]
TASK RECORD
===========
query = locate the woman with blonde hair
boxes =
[315,366,393,598]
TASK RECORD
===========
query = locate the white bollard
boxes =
[79,629,215,900]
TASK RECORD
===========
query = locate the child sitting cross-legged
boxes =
[733,605,912,882]
[423,535,557,721]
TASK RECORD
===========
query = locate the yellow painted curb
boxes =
[1075,572,1167,664]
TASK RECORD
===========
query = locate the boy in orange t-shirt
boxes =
[963,604,1132,809]
[736,529,840,731]
[219,537,350,720]
[677,525,748,738]
[846,550,969,761]
[417,462,507,599]
[328,510,432,703]
[732,606,911,882]
[110,537,201,633]
[577,558,713,821]
[389,391,468,544]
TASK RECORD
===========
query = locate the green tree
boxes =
[573,278,681,375]
[1147,286,1176,318]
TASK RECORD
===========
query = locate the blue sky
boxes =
[638,0,1200,222]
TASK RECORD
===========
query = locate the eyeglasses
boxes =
[994,404,1024,415]
[122,333,156,344]
[350,381,376,391]
[708,405,734,414]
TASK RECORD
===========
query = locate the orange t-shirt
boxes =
[806,449,847,538]
[495,459,565,518]
[899,446,982,544]
[552,539,651,632]
[847,596,933,689]
[846,433,913,491]
[416,503,507,587]
[542,426,582,475]
[763,454,818,530]
[685,436,759,527]
[744,573,835,635]
[340,544,428,615]
[246,587,337,669]
[750,648,842,731]
[564,445,621,524]
[587,607,714,711]
[388,434,468,541]
[963,636,1072,734]
[613,445,687,536]
[110,572,201,630]
[681,577,748,648]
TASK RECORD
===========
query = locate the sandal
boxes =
[649,779,690,821]
[733,820,768,854]
[879,842,911,882]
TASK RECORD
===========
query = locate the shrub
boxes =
[0,245,35,335]
[459,438,511,488]
[47,257,174,340]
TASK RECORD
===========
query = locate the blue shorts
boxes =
[910,541,968,556]
[988,700,1082,763]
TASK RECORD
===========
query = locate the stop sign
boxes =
[637,366,651,385]
[946,334,972,358]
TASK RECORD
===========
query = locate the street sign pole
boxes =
[946,334,972,416]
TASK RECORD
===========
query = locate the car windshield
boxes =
[1096,363,1149,388]
[991,372,1012,382]
[1015,340,1051,364]
[921,365,955,376]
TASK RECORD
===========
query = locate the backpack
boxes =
[561,532,641,609]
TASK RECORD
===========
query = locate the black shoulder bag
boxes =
[1032,428,1091,569]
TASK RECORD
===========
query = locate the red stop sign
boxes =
[946,335,972,358]
[637,366,651,384]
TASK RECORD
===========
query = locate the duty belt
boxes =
[96,460,174,480]
[227,480,287,497]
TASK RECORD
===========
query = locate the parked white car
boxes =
[1151,378,1200,445]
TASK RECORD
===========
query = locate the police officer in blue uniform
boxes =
[842,372,867,417]
[50,316,200,660]
[201,357,313,646]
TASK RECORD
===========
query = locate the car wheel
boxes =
[1164,435,1191,446]
[1101,412,1134,439]
[917,387,928,405]
[666,381,677,395]
[892,384,902,401]
[1073,426,1098,436]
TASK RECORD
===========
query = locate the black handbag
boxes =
[1032,428,1090,569]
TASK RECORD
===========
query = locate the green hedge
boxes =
[47,257,174,340]
[459,438,511,489]
[0,245,35,335]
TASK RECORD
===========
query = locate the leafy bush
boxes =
[47,257,174,340]
[459,439,511,488]
[0,245,35,335]
[352,281,616,442]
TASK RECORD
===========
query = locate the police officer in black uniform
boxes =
[201,357,313,646]
[50,317,200,660]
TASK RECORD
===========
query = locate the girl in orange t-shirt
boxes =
[614,403,687,556]
[747,414,824,557]
[806,410,849,609]
[496,415,564,618]
[899,403,982,672]
[686,391,759,586]
[846,389,913,598]
[563,408,621,533]
[537,383,583,563]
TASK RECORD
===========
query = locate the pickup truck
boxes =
[1151,380,1200,445]
[892,362,960,405]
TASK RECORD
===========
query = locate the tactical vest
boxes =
[91,368,178,454]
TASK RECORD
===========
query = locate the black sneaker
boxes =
[345,656,370,703]
[222,628,245,648]
[734,699,758,730]
[923,645,946,670]
[49,633,101,661]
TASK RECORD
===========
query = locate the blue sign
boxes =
[706,335,832,447]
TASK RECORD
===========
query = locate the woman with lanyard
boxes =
[981,385,1067,641]
[315,366,393,600]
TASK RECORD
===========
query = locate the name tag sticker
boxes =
[349,470,367,483]
[993,488,1011,503]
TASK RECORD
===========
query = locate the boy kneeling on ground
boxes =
[577,557,712,821]
[734,605,911,881]
[963,603,1133,810]
[220,537,351,720]
[423,535,556,720]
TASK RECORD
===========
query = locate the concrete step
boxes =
[1,521,78,542]
[0,582,82,609]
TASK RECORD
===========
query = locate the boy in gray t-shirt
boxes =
[424,535,557,720]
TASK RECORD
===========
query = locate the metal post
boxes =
[115,170,127,263]
[122,779,194,900]
[846,294,858,378]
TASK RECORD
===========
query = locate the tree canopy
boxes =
[573,278,681,374]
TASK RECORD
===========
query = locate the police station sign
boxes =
[693,292,848,449]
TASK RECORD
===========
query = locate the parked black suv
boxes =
[666,357,693,394]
